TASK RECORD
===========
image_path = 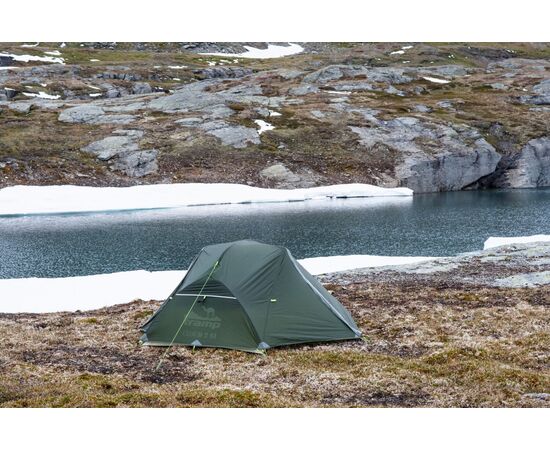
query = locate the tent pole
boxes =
[155,260,219,370]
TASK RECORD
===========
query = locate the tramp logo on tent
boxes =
[186,305,222,331]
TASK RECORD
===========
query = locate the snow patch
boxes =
[254,119,275,134]
[168,65,187,69]
[269,110,282,117]
[390,50,405,55]
[0,254,436,313]
[0,183,413,216]
[89,93,102,98]
[22,91,61,100]
[300,255,438,275]
[422,76,451,84]
[484,235,550,250]
[89,59,100,62]
[0,270,185,313]
[200,43,303,59]
[44,50,61,56]
[0,66,17,71]
[0,52,64,65]
[21,43,39,47]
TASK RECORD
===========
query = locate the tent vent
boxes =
[191,339,202,347]
[257,342,270,350]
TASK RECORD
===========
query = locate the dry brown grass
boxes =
[0,276,548,408]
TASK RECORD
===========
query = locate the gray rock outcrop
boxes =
[350,116,501,193]
[491,137,550,188]
[200,121,260,148]
[148,80,284,114]
[81,130,157,177]
[111,150,158,177]
[520,79,550,105]
[58,104,135,124]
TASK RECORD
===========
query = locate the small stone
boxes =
[8,102,32,113]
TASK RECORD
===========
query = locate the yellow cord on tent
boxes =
[156,260,219,370]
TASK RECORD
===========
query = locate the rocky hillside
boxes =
[1,42,549,192]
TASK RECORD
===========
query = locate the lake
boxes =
[1,189,549,279]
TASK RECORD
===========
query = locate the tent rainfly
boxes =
[140,240,361,353]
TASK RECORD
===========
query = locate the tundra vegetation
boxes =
[0,243,548,407]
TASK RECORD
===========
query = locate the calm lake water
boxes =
[1,189,549,279]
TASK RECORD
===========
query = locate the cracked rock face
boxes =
[350,116,501,193]
[491,137,550,188]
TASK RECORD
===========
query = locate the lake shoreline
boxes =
[1,242,548,407]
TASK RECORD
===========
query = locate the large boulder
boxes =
[111,150,158,177]
[200,120,260,148]
[131,82,153,95]
[260,163,318,188]
[82,134,140,160]
[260,164,301,183]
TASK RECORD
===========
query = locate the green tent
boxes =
[140,240,361,353]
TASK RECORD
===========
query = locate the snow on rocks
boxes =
[0,183,413,216]
[22,91,61,100]
[0,254,435,313]
[200,43,303,59]
[484,235,550,249]
[422,76,451,84]
[0,52,64,65]
[254,119,275,134]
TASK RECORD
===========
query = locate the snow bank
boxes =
[484,235,550,250]
[300,255,437,275]
[0,270,185,314]
[200,43,303,59]
[0,255,436,313]
[0,52,64,65]
[0,183,413,216]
